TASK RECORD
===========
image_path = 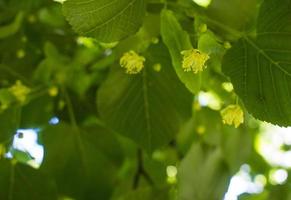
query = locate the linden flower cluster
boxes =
[221,105,244,128]
[9,80,31,103]
[181,49,210,73]
[120,51,145,74]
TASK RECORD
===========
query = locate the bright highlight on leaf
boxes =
[221,105,244,128]
[181,49,209,74]
[53,0,67,3]
[198,24,208,33]
[192,0,212,8]
[120,51,145,74]
[76,36,95,48]
[166,165,177,184]
[269,169,288,185]
[9,81,31,104]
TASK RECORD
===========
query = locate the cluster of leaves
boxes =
[0,0,291,199]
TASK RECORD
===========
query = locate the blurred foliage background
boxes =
[0,0,291,199]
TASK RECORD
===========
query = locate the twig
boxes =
[132,148,154,189]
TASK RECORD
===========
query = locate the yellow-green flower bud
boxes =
[48,86,59,97]
[223,41,232,49]
[199,24,208,33]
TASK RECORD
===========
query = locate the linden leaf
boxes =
[97,43,192,152]
[63,0,146,42]
[40,123,123,199]
[0,160,57,200]
[178,143,230,200]
[222,0,291,126]
[0,12,23,39]
[161,9,201,94]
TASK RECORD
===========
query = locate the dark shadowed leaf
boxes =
[178,143,230,200]
[40,123,123,200]
[0,159,57,200]
[0,107,19,143]
[222,0,291,126]
[98,43,192,152]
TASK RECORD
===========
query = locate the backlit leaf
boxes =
[63,0,146,42]
[222,0,291,126]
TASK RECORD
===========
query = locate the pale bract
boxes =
[181,49,209,74]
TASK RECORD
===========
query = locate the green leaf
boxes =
[198,31,225,72]
[34,42,69,84]
[38,4,66,28]
[177,107,253,173]
[20,95,54,128]
[161,9,200,94]
[178,143,230,200]
[185,0,259,40]
[0,159,57,200]
[222,0,291,126]
[0,12,23,39]
[97,43,192,152]
[205,0,259,32]
[9,149,34,164]
[63,0,146,42]
[40,123,123,199]
[0,107,19,143]
[221,126,253,173]
[239,191,269,200]
[115,13,161,55]
[177,108,221,154]
[117,186,170,200]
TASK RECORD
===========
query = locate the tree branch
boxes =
[132,148,154,189]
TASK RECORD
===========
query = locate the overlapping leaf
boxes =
[178,143,230,200]
[177,107,253,173]
[161,10,201,94]
[63,0,146,42]
[0,159,57,200]
[98,43,192,152]
[0,107,19,143]
[40,123,123,199]
[222,0,291,126]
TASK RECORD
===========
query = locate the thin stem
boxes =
[28,88,49,102]
[198,15,244,39]
[132,148,154,189]
[0,64,32,86]
[62,87,86,167]
[62,87,78,128]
